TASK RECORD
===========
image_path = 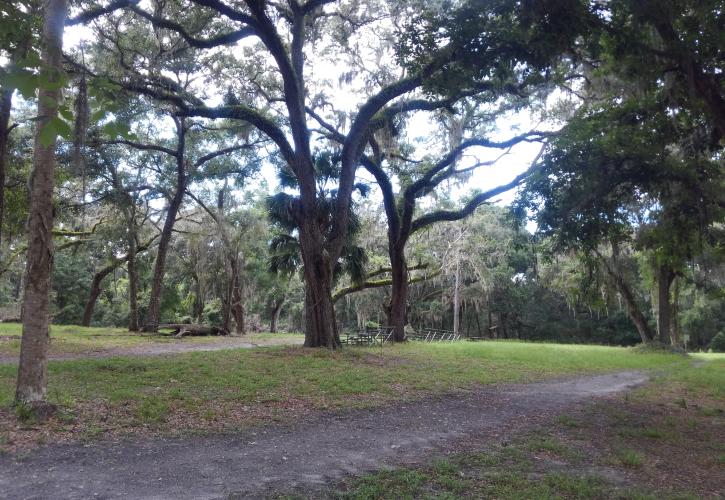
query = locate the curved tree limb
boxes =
[411,145,545,234]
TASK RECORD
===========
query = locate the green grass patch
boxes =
[0,338,692,445]
[0,340,688,412]
[618,449,644,468]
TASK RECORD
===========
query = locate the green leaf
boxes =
[1,69,38,99]
[38,116,72,147]
[39,121,57,148]
[58,104,74,122]
[101,120,133,139]
[52,116,73,140]
[90,109,107,123]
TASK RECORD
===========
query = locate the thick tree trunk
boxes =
[0,87,12,253]
[299,221,340,347]
[15,0,67,406]
[386,246,408,342]
[270,298,283,333]
[143,131,185,332]
[656,264,675,345]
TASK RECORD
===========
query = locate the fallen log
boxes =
[157,323,230,338]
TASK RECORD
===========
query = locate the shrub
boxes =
[709,332,725,353]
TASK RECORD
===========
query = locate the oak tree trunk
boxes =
[270,299,283,333]
[656,264,675,345]
[299,220,340,348]
[607,265,654,343]
[144,127,186,332]
[81,273,104,327]
[386,247,408,342]
[15,0,67,405]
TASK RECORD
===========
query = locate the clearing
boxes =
[0,327,722,499]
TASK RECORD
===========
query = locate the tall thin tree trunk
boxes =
[143,122,186,332]
[270,298,283,333]
[191,272,203,322]
[127,227,139,331]
[656,264,675,345]
[81,273,104,327]
[15,0,67,406]
[230,257,245,335]
[0,87,12,254]
[453,252,461,336]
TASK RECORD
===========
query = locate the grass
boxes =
[0,323,304,357]
[617,449,644,467]
[0,340,690,409]
[0,337,694,453]
[283,355,724,500]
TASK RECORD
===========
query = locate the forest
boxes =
[0,1,724,498]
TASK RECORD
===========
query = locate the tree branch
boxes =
[66,0,140,26]
[129,6,257,49]
[178,105,295,164]
[100,139,178,157]
[411,146,545,233]
[332,267,441,302]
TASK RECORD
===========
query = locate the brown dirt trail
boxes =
[0,371,647,499]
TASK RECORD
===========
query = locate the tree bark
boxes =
[299,216,340,348]
[143,121,186,332]
[270,298,283,333]
[81,272,105,327]
[386,246,408,342]
[0,87,12,253]
[656,264,675,345]
[453,251,461,337]
[127,227,139,331]
[15,0,67,405]
[230,257,245,335]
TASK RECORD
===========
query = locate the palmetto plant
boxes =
[267,151,369,288]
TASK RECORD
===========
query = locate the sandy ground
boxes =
[0,336,302,364]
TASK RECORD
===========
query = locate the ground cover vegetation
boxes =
[0,338,694,453]
[0,0,722,486]
[282,355,725,499]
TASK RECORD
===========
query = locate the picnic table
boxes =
[341,327,394,346]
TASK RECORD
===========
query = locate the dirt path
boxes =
[0,337,302,364]
[0,371,647,499]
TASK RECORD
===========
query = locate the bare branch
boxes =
[66,0,140,26]
[411,146,545,234]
